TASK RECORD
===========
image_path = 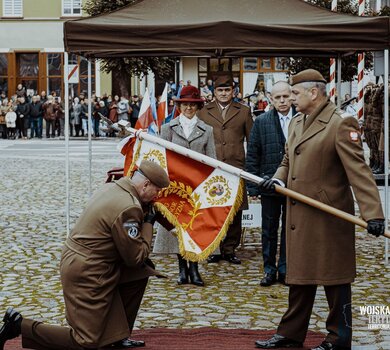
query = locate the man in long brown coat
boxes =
[255,69,385,350]
[0,161,170,350]
[198,75,253,264]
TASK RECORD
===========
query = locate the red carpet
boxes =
[6,328,324,349]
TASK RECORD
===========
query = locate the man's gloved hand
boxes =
[366,219,385,237]
[144,204,156,225]
[258,176,278,194]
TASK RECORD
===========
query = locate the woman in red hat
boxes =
[153,85,216,287]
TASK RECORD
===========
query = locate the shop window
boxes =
[3,0,22,17]
[220,58,230,71]
[0,54,7,95]
[275,57,289,71]
[260,58,272,70]
[243,58,258,71]
[198,58,207,72]
[62,0,82,16]
[68,54,95,97]
[0,78,8,95]
[80,76,96,96]
[47,53,63,97]
[232,58,240,72]
[19,53,39,77]
[17,53,39,97]
[210,58,219,72]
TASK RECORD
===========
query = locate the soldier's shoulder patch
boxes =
[349,131,360,142]
[123,221,140,238]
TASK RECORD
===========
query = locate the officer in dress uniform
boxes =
[0,160,170,350]
[255,69,385,350]
[198,75,253,264]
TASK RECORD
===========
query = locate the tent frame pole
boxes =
[88,59,92,198]
[64,52,70,236]
[384,49,389,264]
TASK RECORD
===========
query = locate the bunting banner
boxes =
[120,136,244,262]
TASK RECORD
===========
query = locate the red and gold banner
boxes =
[121,136,244,262]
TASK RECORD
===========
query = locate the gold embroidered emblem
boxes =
[204,176,231,206]
[159,181,202,230]
[142,149,167,169]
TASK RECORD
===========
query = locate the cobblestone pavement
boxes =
[0,138,389,349]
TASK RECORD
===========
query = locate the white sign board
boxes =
[68,64,79,84]
[242,203,262,228]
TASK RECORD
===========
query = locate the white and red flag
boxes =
[135,88,157,133]
[157,83,168,130]
[120,135,244,262]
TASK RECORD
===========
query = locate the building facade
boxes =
[0,0,111,99]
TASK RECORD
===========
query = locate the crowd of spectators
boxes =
[0,79,275,140]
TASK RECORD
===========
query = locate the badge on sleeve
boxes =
[123,221,140,238]
[349,131,360,142]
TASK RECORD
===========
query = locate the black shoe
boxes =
[278,273,287,285]
[177,255,189,285]
[111,338,145,348]
[188,262,204,286]
[255,334,303,348]
[311,341,351,350]
[260,273,277,287]
[207,254,222,263]
[0,307,23,350]
[223,254,241,264]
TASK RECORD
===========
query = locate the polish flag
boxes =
[157,83,168,129]
[135,88,155,130]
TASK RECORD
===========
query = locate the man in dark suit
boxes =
[198,75,253,264]
[246,81,294,286]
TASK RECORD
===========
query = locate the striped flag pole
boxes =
[329,0,337,103]
[357,0,365,119]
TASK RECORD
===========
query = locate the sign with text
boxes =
[242,203,262,228]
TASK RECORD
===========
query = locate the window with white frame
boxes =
[62,0,82,16]
[3,0,23,17]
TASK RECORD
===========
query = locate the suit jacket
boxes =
[60,178,159,347]
[198,101,253,169]
[160,116,216,158]
[198,101,253,210]
[246,108,295,196]
[274,100,384,286]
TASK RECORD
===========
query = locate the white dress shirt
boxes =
[278,109,293,140]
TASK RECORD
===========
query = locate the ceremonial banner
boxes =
[121,137,244,261]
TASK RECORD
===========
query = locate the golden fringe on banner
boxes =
[129,138,244,262]
[155,180,244,262]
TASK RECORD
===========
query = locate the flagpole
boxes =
[128,127,390,238]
